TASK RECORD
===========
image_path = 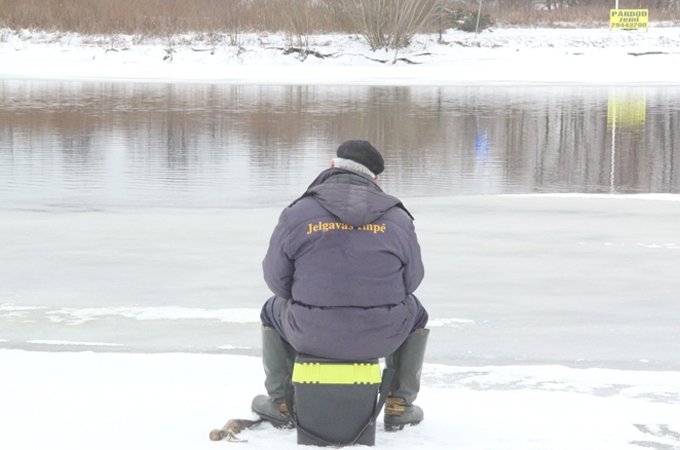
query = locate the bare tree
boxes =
[222,0,245,47]
[281,0,314,48]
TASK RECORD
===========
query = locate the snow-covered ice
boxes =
[1,349,680,450]
[2,195,679,367]
[1,195,679,449]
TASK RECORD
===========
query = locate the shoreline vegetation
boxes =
[1,0,679,51]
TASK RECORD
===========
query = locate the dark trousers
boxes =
[260,294,429,347]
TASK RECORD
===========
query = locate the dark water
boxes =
[1,80,679,211]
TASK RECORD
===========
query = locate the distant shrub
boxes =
[340,0,440,50]
[447,8,494,33]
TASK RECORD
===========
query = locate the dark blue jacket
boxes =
[263,169,424,360]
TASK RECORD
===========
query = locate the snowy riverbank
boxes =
[2,26,680,84]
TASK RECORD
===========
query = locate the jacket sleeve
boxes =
[403,219,425,294]
[262,210,294,299]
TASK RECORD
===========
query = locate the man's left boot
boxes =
[384,328,429,431]
[251,326,296,428]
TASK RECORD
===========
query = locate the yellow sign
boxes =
[610,9,648,30]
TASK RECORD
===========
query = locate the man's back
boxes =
[263,169,424,360]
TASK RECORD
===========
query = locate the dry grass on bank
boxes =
[0,0,355,36]
[491,3,678,27]
[0,0,677,38]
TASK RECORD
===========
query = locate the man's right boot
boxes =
[384,328,429,431]
[251,326,296,428]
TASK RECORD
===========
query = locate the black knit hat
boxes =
[336,140,384,175]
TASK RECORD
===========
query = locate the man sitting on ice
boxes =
[252,140,429,431]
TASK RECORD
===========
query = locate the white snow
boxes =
[41,306,262,325]
[26,339,125,347]
[505,193,680,201]
[2,26,680,84]
[636,242,680,249]
[426,317,476,328]
[3,23,680,450]
[0,349,678,450]
[216,344,252,351]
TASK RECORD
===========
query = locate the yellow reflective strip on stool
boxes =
[292,362,381,384]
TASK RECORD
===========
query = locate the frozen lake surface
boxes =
[1,195,679,369]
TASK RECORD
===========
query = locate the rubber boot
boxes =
[384,328,429,431]
[251,326,296,428]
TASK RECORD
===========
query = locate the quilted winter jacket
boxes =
[262,168,424,360]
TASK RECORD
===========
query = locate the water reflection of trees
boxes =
[1,81,678,195]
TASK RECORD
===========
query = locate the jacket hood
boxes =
[297,169,412,227]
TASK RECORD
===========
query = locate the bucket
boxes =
[291,355,383,446]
